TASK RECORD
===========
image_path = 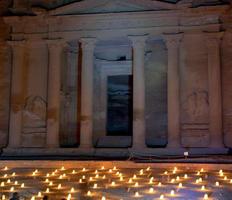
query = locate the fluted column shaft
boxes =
[79,38,96,149]
[206,32,224,148]
[129,36,147,149]
[163,34,182,148]
[46,40,64,148]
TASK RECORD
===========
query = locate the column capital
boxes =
[128,35,148,49]
[79,37,96,51]
[46,39,67,50]
[205,32,224,48]
[25,39,46,47]
[163,33,183,49]
[222,31,232,46]
[7,40,26,48]
[65,44,79,54]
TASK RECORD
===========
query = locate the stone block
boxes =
[21,133,46,148]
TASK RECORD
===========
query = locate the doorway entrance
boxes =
[106,75,133,136]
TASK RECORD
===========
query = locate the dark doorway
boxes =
[106,75,133,136]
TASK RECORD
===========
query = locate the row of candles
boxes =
[1,166,232,199]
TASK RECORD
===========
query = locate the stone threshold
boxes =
[2,147,228,157]
[0,160,232,170]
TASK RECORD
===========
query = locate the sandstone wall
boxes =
[180,34,210,147]
[0,17,10,148]
[20,43,48,147]
[222,31,232,148]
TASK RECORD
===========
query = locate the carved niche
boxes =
[22,96,46,133]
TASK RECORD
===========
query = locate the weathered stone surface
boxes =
[21,133,46,148]
[145,41,168,147]
[0,0,231,154]
[180,34,210,147]
[0,30,10,148]
[60,46,78,147]
[222,32,232,148]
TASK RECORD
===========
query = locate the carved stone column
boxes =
[7,40,25,148]
[79,38,96,149]
[46,40,64,148]
[205,32,224,148]
[163,33,182,148]
[129,35,147,149]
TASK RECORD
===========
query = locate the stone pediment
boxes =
[49,0,176,16]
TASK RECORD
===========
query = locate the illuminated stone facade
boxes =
[0,0,231,156]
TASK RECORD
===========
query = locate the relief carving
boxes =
[181,90,209,123]
[22,96,46,132]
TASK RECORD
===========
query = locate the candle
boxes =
[70,187,75,193]
[170,190,175,196]
[87,191,92,196]
[149,187,154,193]
[203,194,208,199]
[135,191,139,197]
[111,181,115,186]
[201,185,205,191]
[10,186,14,192]
[37,192,42,197]
[67,194,71,200]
